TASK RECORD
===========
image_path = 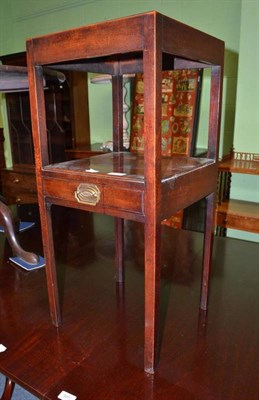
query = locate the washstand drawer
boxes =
[43,177,144,214]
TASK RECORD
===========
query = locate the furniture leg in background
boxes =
[0,200,39,265]
[0,377,15,400]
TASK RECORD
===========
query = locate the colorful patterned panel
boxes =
[131,69,200,156]
[130,69,201,229]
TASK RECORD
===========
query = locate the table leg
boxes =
[40,201,61,326]
[200,192,215,310]
[144,221,161,374]
[115,218,124,282]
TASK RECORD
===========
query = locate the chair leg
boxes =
[40,201,61,326]
[115,217,124,282]
[0,377,15,400]
[0,201,39,265]
[144,222,161,374]
[200,192,215,310]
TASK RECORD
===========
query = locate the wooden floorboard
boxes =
[0,207,258,399]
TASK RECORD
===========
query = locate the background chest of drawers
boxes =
[1,164,37,204]
[0,52,90,206]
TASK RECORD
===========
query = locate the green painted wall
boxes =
[0,100,2,127]
[228,0,259,242]
[0,0,241,152]
[0,0,258,242]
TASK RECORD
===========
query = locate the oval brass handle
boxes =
[16,197,22,203]
[13,178,20,183]
[75,183,100,206]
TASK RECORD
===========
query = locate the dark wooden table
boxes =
[0,208,258,399]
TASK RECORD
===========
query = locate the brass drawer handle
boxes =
[75,183,100,206]
[16,197,22,203]
[13,178,20,184]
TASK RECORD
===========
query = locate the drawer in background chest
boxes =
[1,168,37,204]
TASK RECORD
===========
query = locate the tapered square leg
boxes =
[144,222,161,373]
[115,217,124,283]
[40,201,61,326]
[200,192,215,310]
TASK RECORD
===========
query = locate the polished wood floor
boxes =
[0,206,258,399]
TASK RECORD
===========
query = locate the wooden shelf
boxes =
[219,152,259,175]
[216,151,259,235]
[216,199,259,233]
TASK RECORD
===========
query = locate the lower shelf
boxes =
[216,199,259,233]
